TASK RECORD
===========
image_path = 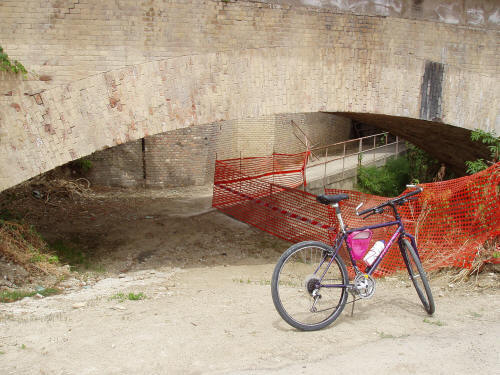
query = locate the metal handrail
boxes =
[309,132,392,153]
[306,132,403,188]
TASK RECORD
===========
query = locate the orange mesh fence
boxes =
[213,153,500,276]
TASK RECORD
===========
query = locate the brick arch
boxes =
[0,47,498,192]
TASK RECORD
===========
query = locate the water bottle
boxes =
[363,240,385,266]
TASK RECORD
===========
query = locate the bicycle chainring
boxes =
[353,273,376,299]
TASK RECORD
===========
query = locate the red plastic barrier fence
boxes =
[213,153,499,276]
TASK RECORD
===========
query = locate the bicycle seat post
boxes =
[315,194,349,233]
[332,203,346,234]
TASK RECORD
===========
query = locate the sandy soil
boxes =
[0,185,499,374]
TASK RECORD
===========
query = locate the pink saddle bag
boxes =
[347,229,373,260]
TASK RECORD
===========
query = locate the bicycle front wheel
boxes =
[401,238,435,315]
[271,241,348,331]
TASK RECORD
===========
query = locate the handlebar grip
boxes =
[403,186,423,199]
[357,186,422,216]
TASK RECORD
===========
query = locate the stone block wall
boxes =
[0,0,498,191]
[86,113,352,187]
[274,113,351,154]
[86,140,143,188]
[144,125,219,187]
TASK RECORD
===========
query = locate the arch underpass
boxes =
[331,113,492,175]
[0,0,498,192]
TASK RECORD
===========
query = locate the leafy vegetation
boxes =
[405,143,440,183]
[357,142,455,196]
[0,46,27,75]
[73,158,93,173]
[357,157,410,197]
[127,292,146,301]
[465,129,499,174]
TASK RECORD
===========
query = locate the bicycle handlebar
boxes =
[356,186,423,217]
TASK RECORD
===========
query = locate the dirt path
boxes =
[1,185,499,374]
[1,263,499,375]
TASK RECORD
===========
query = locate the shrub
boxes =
[465,129,499,174]
[0,46,27,75]
[357,157,410,197]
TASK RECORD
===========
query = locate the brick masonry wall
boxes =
[0,0,498,191]
[274,113,352,154]
[86,113,351,187]
[0,1,497,91]
[86,140,143,188]
[145,125,218,187]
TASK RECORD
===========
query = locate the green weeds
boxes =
[423,318,446,326]
[29,247,59,264]
[467,311,482,318]
[0,288,60,303]
[465,129,499,174]
[50,240,89,270]
[0,46,27,75]
[357,157,410,197]
[377,331,409,339]
[109,292,146,302]
[378,331,396,339]
[232,278,272,286]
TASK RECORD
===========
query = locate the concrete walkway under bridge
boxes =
[304,133,406,194]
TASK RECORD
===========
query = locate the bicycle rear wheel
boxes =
[400,238,435,314]
[271,241,348,331]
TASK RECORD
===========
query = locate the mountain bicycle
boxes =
[271,185,435,331]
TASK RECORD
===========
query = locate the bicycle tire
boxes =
[401,238,435,315]
[271,241,349,331]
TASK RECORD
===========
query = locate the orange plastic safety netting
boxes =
[212,153,500,276]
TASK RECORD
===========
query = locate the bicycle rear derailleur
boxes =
[352,273,376,299]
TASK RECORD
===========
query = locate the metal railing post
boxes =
[342,143,346,179]
[358,138,362,166]
[383,133,387,164]
[373,135,376,162]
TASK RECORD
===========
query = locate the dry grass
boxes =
[444,238,499,286]
[0,220,63,276]
[0,176,106,290]
[26,177,96,205]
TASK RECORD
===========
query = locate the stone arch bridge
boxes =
[0,0,498,192]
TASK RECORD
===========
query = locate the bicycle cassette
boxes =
[353,273,376,299]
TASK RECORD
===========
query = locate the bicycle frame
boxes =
[317,218,419,289]
[271,187,435,331]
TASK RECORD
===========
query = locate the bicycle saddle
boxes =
[316,193,349,205]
